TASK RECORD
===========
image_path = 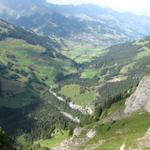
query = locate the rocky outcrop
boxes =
[52,128,87,150]
[52,128,96,150]
[86,130,96,138]
[125,76,150,114]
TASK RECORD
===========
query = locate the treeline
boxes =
[0,25,59,58]
[0,127,15,150]
[93,77,140,120]
[97,77,139,109]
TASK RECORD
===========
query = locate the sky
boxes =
[47,0,150,15]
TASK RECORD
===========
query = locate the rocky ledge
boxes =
[125,76,150,114]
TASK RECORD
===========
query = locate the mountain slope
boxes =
[45,34,150,150]
[1,0,150,65]
[0,19,88,149]
[49,76,150,149]
[72,37,150,112]
[0,19,77,85]
[52,36,150,118]
[0,2,150,150]
[2,0,150,68]
[1,0,150,46]
[83,37,150,80]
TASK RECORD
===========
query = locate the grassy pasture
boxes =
[35,130,69,148]
[61,40,107,63]
[59,84,96,106]
[80,110,150,150]
[0,38,77,86]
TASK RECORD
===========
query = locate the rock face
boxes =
[125,76,150,114]
[86,130,96,138]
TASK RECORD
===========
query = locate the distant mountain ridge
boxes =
[1,0,150,46]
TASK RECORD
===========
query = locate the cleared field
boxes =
[60,40,107,63]
[134,47,150,60]
[81,68,99,79]
[0,38,77,86]
[35,130,69,148]
[59,84,96,106]
[120,62,136,74]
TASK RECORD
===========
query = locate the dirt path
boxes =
[120,144,125,150]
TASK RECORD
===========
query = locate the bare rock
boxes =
[86,130,96,138]
[73,127,85,137]
[125,76,150,114]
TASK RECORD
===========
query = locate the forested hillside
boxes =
[0,127,14,150]
[0,19,89,150]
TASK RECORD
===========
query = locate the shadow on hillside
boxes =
[0,101,40,136]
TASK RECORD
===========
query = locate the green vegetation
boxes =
[0,90,37,108]
[120,62,136,74]
[133,40,149,46]
[81,38,150,82]
[0,38,77,86]
[134,47,150,60]
[60,84,96,106]
[0,20,86,150]
[80,112,150,150]
[60,40,107,63]
[1,18,150,150]
[0,127,14,150]
[81,68,99,79]
[105,99,125,116]
[35,130,69,148]
[97,77,138,109]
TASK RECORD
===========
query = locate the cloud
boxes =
[47,0,150,15]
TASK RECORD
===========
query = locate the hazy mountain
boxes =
[0,0,47,17]
[1,0,150,46]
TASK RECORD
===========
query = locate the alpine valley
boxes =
[0,0,150,150]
